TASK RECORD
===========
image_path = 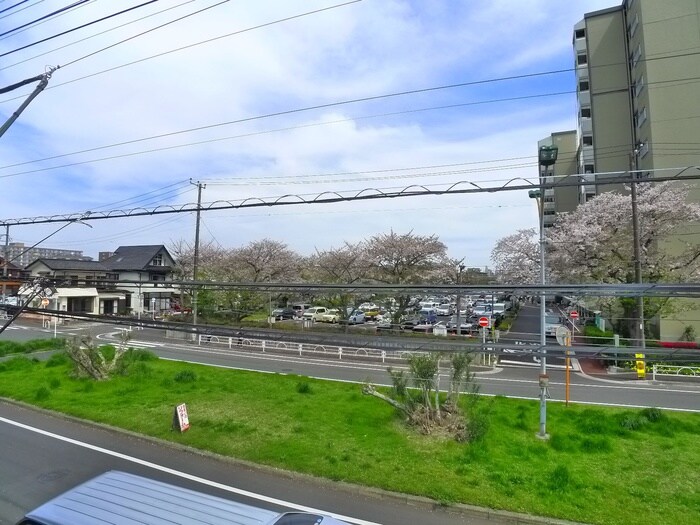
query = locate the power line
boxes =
[0,0,158,59]
[0,0,89,39]
[0,0,196,73]
[0,0,44,20]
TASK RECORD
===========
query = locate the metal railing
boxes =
[652,364,700,380]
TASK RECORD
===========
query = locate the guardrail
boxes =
[195,333,470,365]
[652,364,700,380]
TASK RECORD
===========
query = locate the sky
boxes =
[0,0,617,268]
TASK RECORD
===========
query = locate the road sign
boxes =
[570,311,579,319]
[40,298,49,307]
[478,316,489,327]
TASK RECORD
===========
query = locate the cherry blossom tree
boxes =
[364,230,453,321]
[490,228,540,284]
[547,182,700,337]
[492,182,700,337]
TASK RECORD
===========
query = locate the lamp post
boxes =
[529,144,558,440]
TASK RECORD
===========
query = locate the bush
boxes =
[640,407,665,423]
[296,381,313,394]
[174,370,197,383]
[583,326,616,346]
[35,386,51,400]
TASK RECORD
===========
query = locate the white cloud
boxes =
[0,0,617,266]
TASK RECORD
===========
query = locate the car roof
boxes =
[23,471,279,525]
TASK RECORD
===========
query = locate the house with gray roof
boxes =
[22,245,177,316]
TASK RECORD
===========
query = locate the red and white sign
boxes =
[174,403,190,432]
[570,311,579,320]
[478,316,490,328]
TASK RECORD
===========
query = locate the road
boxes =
[4,316,700,412]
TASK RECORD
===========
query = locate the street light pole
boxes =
[530,145,558,440]
[455,263,465,335]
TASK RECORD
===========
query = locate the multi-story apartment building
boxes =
[540,0,700,340]
[2,242,90,268]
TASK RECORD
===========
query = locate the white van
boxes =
[18,470,349,525]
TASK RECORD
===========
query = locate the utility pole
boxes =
[190,180,205,331]
[2,225,9,300]
[630,145,646,350]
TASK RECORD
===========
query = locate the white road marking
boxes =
[0,416,379,525]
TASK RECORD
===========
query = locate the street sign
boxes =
[478,316,489,327]
[570,311,579,320]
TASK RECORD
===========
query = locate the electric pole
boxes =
[190,180,205,332]
[630,146,646,350]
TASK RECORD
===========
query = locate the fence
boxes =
[194,333,495,366]
[652,364,700,380]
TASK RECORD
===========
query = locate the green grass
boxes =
[0,338,66,357]
[0,353,698,525]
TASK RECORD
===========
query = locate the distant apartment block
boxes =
[3,242,91,268]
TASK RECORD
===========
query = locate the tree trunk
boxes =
[362,384,411,416]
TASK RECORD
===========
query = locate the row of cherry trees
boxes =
[490,182,700,338]
[169,231,477,321]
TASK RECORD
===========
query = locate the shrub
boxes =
[296,381,313,394]
[583,325,616,346]
[35,386,51,400]
[619,414,648,431]
[549,465,571,491]
[174,370,197,383]
[640,407,665,423]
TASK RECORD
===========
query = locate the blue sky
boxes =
[0,0,615,268]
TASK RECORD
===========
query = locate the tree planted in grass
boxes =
[363,352,481,441]
[65,331,131,380]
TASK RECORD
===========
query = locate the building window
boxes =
[575,28,585,39]
[151,253,163,266]
[584,164,594,174]
[580,107,591,118]
[582,135,593,146]
[579,80,589,92]
[630,44,642,68]
[577,53,588,66]
[633,75,645,97]
[627,13,639,38]
[634,107,647,128]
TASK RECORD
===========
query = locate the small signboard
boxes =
[478,316,490,328]
[635,353,646,379]
[570,310,579,320]
[173,403,190,432]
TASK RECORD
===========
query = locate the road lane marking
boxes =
[0,416,379,525]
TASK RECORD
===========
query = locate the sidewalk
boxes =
[577,357,607,375]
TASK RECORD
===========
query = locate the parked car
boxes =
[271,307,296,320]
[436,304,453,316]
[321,308,341,323]
[446,316,475,334]
[291,303,312,317]
[303,306,328,322]
[342,310,365,325]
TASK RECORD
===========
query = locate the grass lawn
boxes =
[0,350,698,525]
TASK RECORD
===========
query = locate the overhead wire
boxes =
[0,0,44,20]
[0,0,197,73]
[0,0,159,59]
[0,0,89,39]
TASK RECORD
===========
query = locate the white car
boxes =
[436,304,453,316]
[321,309,341,323]
[545,313,564,337]
[302,306,328,322]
